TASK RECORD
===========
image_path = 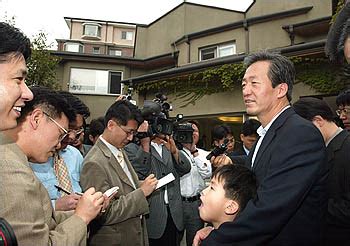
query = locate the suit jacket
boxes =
[324,129,350,245]
[0,133,87,246]
[203,108,329,246]
[230,145,247,157]
[125,142,191,239]
[80,138,149,246]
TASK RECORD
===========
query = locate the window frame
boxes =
[121,31,133,41]
[82,23,101,39]
[68,68,124,95]
[199,42,236,61]
[64,42,84,53]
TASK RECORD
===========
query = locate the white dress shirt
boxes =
[100,136,136,188]
[180,147,211,197]
[252,105,290,167]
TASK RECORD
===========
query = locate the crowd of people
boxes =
[1,2,350,245]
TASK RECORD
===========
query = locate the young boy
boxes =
[199,164,257,229]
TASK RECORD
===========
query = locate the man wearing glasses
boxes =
[336,89,350,131]
[0,86,106,245]
[80,100,158,246]
[30,91,90,211]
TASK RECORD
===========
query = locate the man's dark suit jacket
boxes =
[324,129,350,245]
[203,108,329,246]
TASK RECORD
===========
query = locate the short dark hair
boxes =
[104,100,143,127]
[336,89,350,107]
[293,97,335,122]
[88,117,105,137]
[0,22,31,63]
[244,51,295,102]
[241,119,261,136]
[19,86,75,123]
[57,91,90,119]
[212,124,232,141]
[213,165,257,212]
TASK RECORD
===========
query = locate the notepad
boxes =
[156,173,175,189]
[104,186,119,198]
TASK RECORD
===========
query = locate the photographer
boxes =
[125,121,191,246]
[179,120,211,246]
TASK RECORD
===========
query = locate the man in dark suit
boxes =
[293,97,350,246]
[230,119,260,157]
[125,131,191,246]
[194,51,328,245]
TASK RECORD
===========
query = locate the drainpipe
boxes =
[185,36,191,64]
[243,15,249,54]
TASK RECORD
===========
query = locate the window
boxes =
[92,47,100,54]
[69,68,123,95]
[109,49,122,56]
[64,43,84,53]
[83,24,101,37]
[200,42,236,61]
[200,47,217,60]
[121,31,133,40]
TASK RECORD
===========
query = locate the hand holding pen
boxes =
[54,185,82,211]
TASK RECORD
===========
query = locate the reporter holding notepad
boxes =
[80,100,158,246]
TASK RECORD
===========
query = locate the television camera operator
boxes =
[178,120,211,246]
[125,94,191,246]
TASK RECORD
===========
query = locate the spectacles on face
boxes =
[336,107,350,116]
[115,121,137,137]
[69,127,84,139]
[42,111,68,142]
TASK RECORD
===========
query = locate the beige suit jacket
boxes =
[0,133,87,246]
[80,138,149,246]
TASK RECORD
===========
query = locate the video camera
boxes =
[138,93,194,145]
[206,138,229,160]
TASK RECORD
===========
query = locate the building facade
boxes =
[53,0,338,149]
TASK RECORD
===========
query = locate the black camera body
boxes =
[139,94,193,144]
[206,138,229,160]
[173,123,194,144]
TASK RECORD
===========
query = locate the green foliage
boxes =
[136,63,245,107]
[292,57,347,94]
[135,57,348,107]
[26,32,61,89]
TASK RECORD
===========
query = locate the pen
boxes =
[54,185,83,196]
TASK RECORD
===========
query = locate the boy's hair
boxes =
[213,165,257,212]
[18,86,76,123]
[104,100,143,127]
[241,119,261,136]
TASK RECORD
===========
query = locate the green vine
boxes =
[135,57,348,107]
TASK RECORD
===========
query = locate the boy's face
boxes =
[199,176,237,228]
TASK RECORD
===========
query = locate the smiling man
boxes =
[0,86,106,245]
[195,52,328,246]
[0,22,33,131]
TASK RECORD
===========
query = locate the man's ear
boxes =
[106,120,115,131]
[277,83,288,99]
[312,115,325,128]
[29,108,44,130]
[224,200,239,215]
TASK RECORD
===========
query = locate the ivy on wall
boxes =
[134,57,348,107]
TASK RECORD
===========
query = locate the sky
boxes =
[0,0,253,48]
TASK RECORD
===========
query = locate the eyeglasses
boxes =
[336,107,350,116]
[115,122,137,137]
[69,127,84,139]
[42,111,69,142]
